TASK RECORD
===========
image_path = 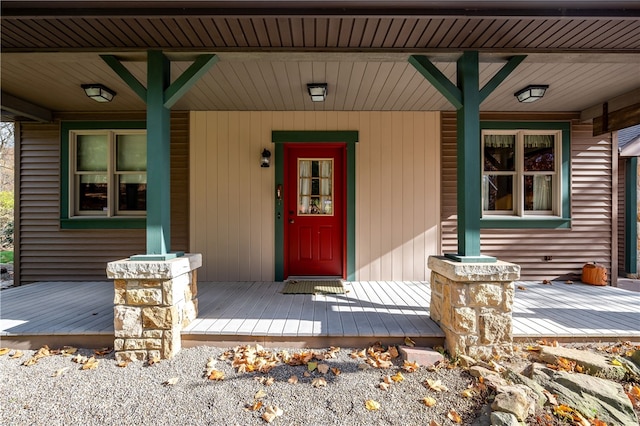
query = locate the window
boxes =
[70,130,146,217]
[298,159,333,215]
[482,130,561,217]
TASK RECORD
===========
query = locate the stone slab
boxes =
[428,256,520,282]
[398,346,444,367]
[106,253,202,280]
[538,345,626,381]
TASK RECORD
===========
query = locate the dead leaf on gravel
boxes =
[288,375,298,384]
[59,346,77,355]
[261,406,283,423]
[163,377,179,386]
[350,349,366,358]
[402,360,419,372]
[94,347,112,356]
[52,367,70,377]
[312,377,327,388]
[447,409,462,424]
[382,375,393,385]
[303,371,311,377]
[148,355,161,366]
[10,350,23,359]
[365,399,380,411]
[307,361,318,371]
[23,357,38,366]
[429,421,442,426]
[245,400,263,411]
[379,382,390,391]
[0,348,10,356]
[317,363,329,374]
[391,372,405,382]
[358,363,370,370]
[388,346,399,358]
[116,360,129,368]
[331,367,341,376]
[254,389,267,399]
[81,357,99,370]
[208,369,225,381]
[460,388,476,398]
[73,354,88,364]
[425,378,448,392]
[422,396,437,407]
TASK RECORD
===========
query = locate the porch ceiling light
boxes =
[307,83,328,102]
[81,83,116,102]
[514,85,548,103]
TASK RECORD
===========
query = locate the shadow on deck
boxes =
[1,280,639,349]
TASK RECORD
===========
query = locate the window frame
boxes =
[479,121,571,229]
[60,121,147,229]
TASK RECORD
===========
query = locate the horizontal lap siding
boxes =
[441,112,613,281]
[17,112,189,283]
[190,111,440,282]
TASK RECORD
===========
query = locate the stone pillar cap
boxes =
[107,253,202,280]
[428,255,520,282]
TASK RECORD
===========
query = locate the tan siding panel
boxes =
[190,111,440,282]
[17,112,189,283]
[440,112,614,281]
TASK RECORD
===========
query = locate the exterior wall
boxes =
[441,112,614,281]
[190,111,441,282]
[637,160,640,274]
[16,112,189,284]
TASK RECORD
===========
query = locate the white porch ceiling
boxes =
[2,51,639,115]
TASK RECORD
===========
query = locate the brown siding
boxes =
[441,112,614,281]
[17,112,189,284]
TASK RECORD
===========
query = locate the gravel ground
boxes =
[0,345,486,426]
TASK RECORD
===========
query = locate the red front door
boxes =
[284,143,345,278]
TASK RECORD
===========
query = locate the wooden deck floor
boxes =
[1,280,639,349]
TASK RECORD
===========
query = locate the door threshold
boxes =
[286,276,343,281]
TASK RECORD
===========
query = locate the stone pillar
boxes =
[428,255,520,360]
[106,254,202,362]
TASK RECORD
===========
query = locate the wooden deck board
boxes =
[2,280,639,349]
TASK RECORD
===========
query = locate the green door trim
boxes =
[625,156,638,275]
[272,131,358,281]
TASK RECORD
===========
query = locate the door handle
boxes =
[289,219,295,224]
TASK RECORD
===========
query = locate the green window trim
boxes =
[479,121,571,229]
[625,156,638,274]
[272,131,358,281]
[60,121,146,230]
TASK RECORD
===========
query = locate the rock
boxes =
[469,365,500,378]
[502,368,547,409]
[538,345,625,380]
[458,354,478,368]
[398,346,444,367]
[490,411,520,426]
[491,386,530,421]
[470,403,492,426]
[630,349,640,368]
[528,363,638,426]
[618,356,640,381]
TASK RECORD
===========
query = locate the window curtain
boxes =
[533,175,552,210]
[484,135,514,148]
[299,160,311,213]
[524,135,553,148]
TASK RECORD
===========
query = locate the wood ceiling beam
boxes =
[0,91,52,122]
[581,87,640,121]
[592,103,640,136]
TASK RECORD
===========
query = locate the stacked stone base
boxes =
[428,256,520,361]
[107,254,202,362]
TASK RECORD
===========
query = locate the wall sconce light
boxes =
[81,84,116,102]
[307,83,328,102]
[514,85,548,103]
[261,148,271,167]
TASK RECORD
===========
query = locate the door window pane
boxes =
[524,135,554,172]
[483,175,513,211]
[299,159,333,215]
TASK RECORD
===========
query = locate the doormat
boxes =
[282,280,345,294]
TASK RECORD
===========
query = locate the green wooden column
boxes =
[145,50,172,257]
[409,52,525,262]
[102,50,218,260]
[625,156,638,275]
